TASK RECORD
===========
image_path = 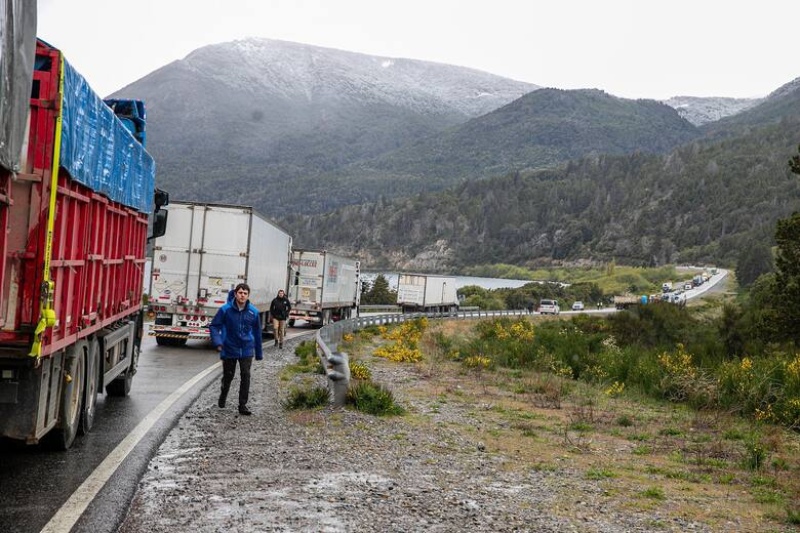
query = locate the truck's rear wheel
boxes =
[288,319,296,327]
[107,345,137,397]
[52,343,86,450]
[79,338,100,435]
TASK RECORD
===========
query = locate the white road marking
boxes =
[40,361,221,533]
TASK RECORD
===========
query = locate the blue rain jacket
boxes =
[209,292,263,360]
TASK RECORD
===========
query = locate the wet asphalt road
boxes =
[0,326,312,533]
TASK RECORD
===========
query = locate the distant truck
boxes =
[287,249,361,327]
[148,202,292,346]
[613,294,641,310]
[0,38,168,448]
[661,282,673,293]
[396,274,458,313]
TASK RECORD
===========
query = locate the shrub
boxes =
[281,385,330,410]
[717,355,794,423]
[374,343,422,362]
[743,435,769,471]
[346,381,405,416]
[607,302,715,357]
[431,330,454,353]
[350,360,372,381]
[374,318,428,362]
[469,317,539,369]
[787,506,800,525]
[294,340,318,364]
[656,344,718,408]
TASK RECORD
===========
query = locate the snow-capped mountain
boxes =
[111,38,539,213]
[661,95,760,125]
[766,76,800,100]
[177,38,539,118]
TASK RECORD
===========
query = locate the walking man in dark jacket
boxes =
[269,289,291,349]
[210,283,263,415]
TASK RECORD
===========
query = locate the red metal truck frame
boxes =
[0,41,151,448]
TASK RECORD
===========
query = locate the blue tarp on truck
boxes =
[58,52,155,214]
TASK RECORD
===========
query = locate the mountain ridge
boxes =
[107,38,800,270]
[110,38,540,214]
[282,83,800,270]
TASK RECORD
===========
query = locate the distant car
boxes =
[572,301,585,311]
[684,283,693,291]
[537,299,560,315]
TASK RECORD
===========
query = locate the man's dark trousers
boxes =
[220,357,253,407]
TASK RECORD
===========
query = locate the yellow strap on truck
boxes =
[29,54,64,358]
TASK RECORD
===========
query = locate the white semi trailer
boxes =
[148,202,292,346]
[288,249,361,327]
[396,273,459,313]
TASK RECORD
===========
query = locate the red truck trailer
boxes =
[0,39,168,449]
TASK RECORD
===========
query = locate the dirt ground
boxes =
[117,326,798,533]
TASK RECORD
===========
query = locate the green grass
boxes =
[345,381,405,416]
[281,385,330,410]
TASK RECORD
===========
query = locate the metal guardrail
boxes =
[315,308,531,405]
[314,275,733,405]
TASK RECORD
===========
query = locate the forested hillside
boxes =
[112,40,711,218]
[284,116,800,270]
[330,89,701,193]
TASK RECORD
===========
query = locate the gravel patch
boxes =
[117,337,720,533]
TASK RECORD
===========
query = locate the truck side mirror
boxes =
[154,188,169,211]
[150,210,168,240]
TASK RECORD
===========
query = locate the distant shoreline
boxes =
[362,272,531,291]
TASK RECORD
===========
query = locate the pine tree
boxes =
[772,145,800,344]
[362,274,396,305]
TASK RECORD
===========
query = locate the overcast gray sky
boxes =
[37,0,798,100]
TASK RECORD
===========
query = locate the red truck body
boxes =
[0,40,162,448]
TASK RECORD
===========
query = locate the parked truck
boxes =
[0,38,168,449]
[396,273,458,313]
[288,249,361,327]
[613,294,642,310]
[147,202,292,346]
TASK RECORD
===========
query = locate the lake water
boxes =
[362,272,532,291]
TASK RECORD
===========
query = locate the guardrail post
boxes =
[326,351,350,407]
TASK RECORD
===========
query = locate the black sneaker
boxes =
[238,405,252,415]
[218,398,226,408]
[274,340,278,346]
[279,342,283,349]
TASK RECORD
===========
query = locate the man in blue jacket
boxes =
[210,283,263,415]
